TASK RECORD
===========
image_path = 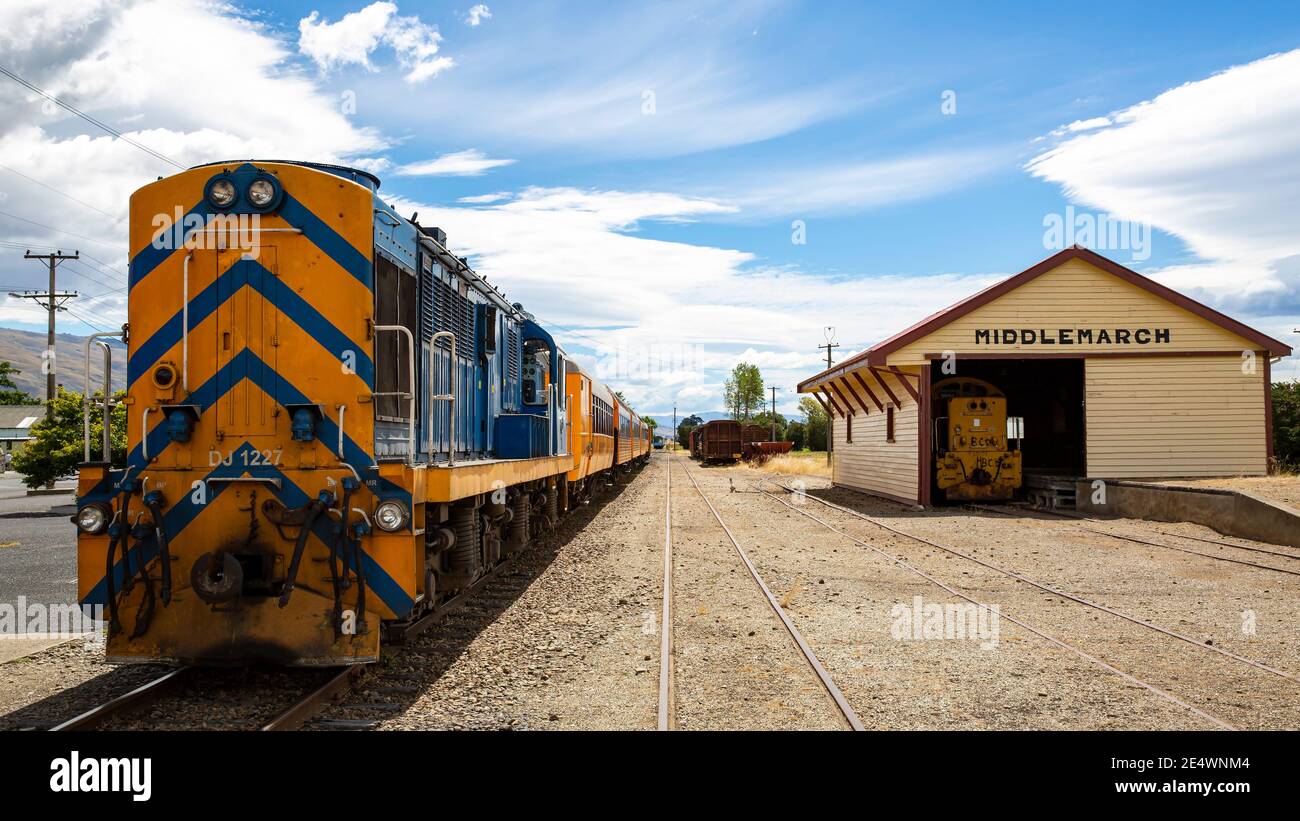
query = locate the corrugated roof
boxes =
[0,405,43,427]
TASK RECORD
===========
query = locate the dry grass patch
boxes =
[747,452,831,478]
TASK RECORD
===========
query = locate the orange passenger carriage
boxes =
[73,160,647,666]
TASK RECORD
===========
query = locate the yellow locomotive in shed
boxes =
[932,377,1022,501]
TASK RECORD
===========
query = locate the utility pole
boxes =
[672,404,677,451]
[819,327,839,467]
[769,386,778,441]
[11,250,79,419]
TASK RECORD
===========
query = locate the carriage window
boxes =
[593,397,612,435]
[375,254,418,420]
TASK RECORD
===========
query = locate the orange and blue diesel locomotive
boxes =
[72,160,650,666]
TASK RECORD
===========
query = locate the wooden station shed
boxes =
[798,247,1293,507]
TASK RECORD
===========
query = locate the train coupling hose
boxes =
[349,518,371,634]
[127,520,156,639]
[142,490,173,605]
[277,490,334,609]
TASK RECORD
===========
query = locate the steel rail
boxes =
[657,453,674,731]
[681,461,864,731]
[261,553,519,731]
[50,667,192,731]
[771,481,1298,686]
[754,484,1236,731]
[969,502,1300,567]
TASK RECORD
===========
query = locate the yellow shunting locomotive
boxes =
[72,160,650,666]
[932,377,1022,501]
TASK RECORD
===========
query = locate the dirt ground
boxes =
[4,452,1297,730]
[1143,476,1300,510]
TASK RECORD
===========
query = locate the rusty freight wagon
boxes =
[693,419,744,463]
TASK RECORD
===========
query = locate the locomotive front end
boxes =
[74,161,404,665]
[933,377,1022,502]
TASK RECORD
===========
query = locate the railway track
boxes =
[766,479,1298,688]
[966,502,1300,578]
[750,478,1239,730]
[50,555,520,732]
[656,455,863,731]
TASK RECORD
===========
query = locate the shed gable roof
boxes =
[799,247,1292,391]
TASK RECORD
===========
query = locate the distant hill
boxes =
[0,326,126,399]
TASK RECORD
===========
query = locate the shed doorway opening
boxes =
[929,358,1085,503]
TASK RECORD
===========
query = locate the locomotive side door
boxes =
[215,248,278,439]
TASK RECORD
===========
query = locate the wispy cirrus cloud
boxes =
[465,4,492,27]
[394,149,515,177]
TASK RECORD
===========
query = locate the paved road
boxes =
[0,474,79,608]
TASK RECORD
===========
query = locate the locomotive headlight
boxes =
[374,500,409,532]
[206,178,237,208]
[74,504,110,535]
[245,175,282,210]
[247,179,276,207]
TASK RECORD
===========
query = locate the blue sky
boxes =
[1,0,1298,418]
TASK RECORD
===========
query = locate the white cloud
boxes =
[394,149,516,177]
[465,4,491,26]
[381,184,999,414]
[298,1,454,84]
[0,0,385,331]
[350,1,878,159]
[458,192,510,203]
[726,148,1004,217]
[1026,49,1300,368]
[1049,116,1111,136]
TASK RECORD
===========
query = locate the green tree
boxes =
[723,363,764,422]
[645,417,657,433]
[786,420,807,450]
[0,361,37,405]
[799,395,828,451]
[12,387,126,488]
[752,410,788,440]
[1273,380,1300,470]
[676,413,703,447]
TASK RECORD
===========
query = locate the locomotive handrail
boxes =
[427,331,456,467]
[371,324,417,465]
[182,252,192,393]
[82,330,124,463]
[141,407,152,461]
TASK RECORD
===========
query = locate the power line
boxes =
[0,208,120,251]
[12,250,79,423]
[0,64,184,171]
[0,163,121,221]
[1,240,127,283]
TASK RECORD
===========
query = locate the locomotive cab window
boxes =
[521,343,550,406]
[375,253,418,420]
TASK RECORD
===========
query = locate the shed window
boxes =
[846,415,852,442]
[886,405,895,443]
